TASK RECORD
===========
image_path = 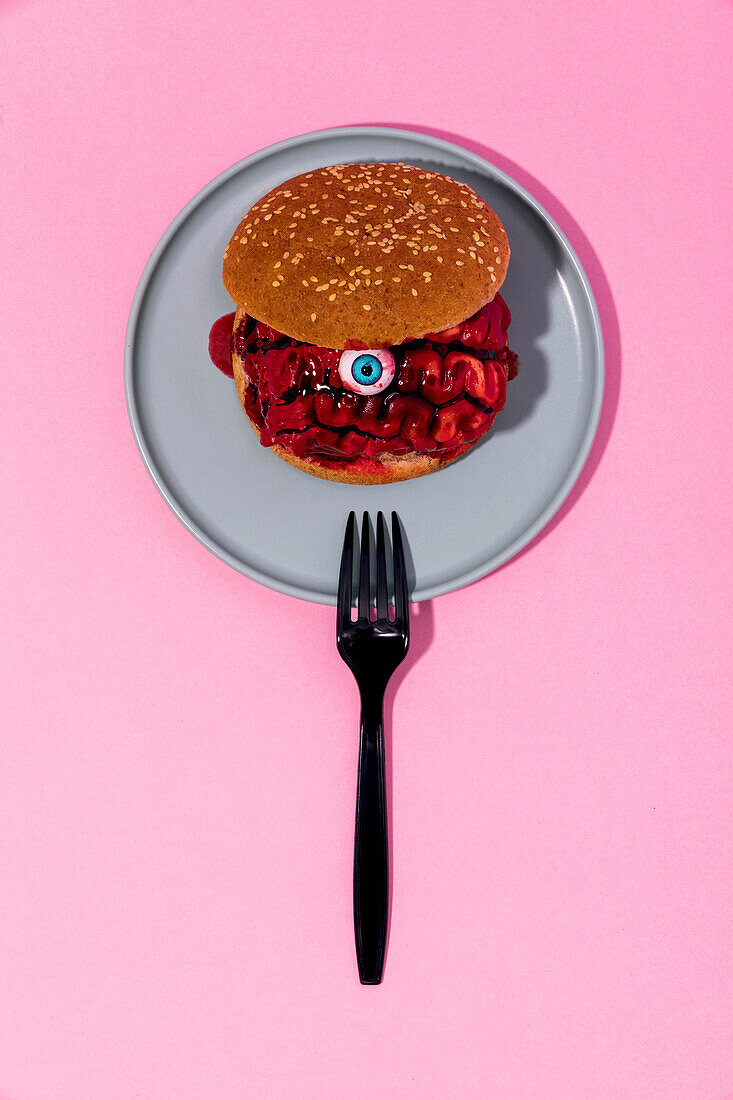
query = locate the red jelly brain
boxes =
[209,295,516,463]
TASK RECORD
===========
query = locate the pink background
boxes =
[1,0,732,1096]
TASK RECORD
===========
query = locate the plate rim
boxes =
[125,124,605,604]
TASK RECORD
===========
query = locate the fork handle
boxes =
[354,689,388,985]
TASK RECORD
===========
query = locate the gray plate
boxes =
[125,126,604,604]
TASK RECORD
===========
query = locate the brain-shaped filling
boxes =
[233,295,515,463]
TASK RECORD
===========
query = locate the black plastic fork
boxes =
[337,511,410,984]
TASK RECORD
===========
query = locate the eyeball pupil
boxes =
[352,354,383,386]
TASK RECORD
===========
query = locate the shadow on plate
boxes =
[359,121,621,560]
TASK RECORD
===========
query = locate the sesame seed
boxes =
[271,280,279,287]
[302,279,309,287]
[363,304,371,311]
[274,261,281,269]
[411,288,418,296]
[311,312,317,322]
[328,293,336,301]
[392,276,401,282]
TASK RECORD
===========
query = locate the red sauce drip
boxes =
[208,312,235,376]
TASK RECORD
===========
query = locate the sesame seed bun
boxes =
[223,163,510,349]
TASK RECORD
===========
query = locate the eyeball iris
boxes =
[338,348,395,395]
[352,354,382,386]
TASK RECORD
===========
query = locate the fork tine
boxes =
[338,511,356,629]
[375,512,388,622]
[358,512,371,622]
[391,512,409,629]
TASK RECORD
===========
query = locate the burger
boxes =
[208,162,517,484]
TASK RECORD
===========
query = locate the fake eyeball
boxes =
[338,349,396,395]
